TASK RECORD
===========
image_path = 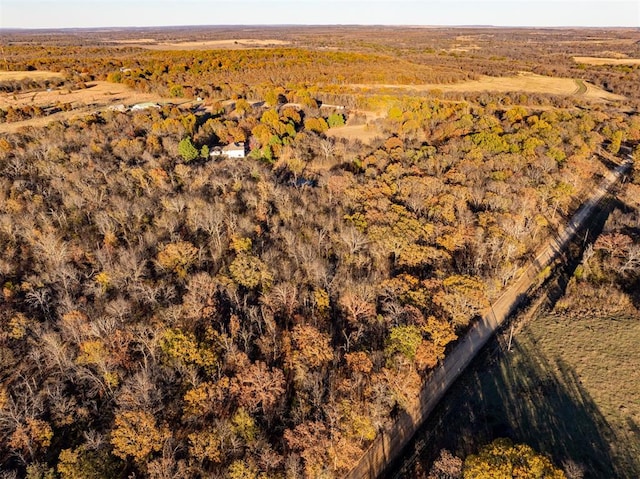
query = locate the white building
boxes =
[211,142,247,159]
[131,102,160,111]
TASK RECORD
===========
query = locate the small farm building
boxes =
[211,142,247,159]
[131,102,160,111]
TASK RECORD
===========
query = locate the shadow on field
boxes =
[482,339,637,478]
[389,196,640,479]
[390,334,640,479]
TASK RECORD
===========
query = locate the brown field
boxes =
[0,81,178,133]
[109,38,156,44]
[325,123,381,143]
[350,72,625,101]
[573,56,640,66]
[0,108,98,133]
[325,108,384,144]
[133,38,292,50]
[448,46,481,53]
[0,81,175,110]
[0,70,65,81]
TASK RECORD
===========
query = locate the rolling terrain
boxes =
[0,26,638,479]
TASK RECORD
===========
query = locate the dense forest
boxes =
[2,26,640,105]
[0,27,639,479]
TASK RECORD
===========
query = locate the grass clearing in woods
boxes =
[325,123,381,144]
[130,39,292,50]
[0,81,177,133]
[573,56,640,66]
[396,309,640,479]
[0,70,65,81]
[349,72,625,101]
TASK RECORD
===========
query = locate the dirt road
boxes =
[344,156,633,479]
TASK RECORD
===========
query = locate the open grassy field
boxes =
[128,38,292,50]
[0,70,65,81]
[350,72,625,101]
[0,80,178,133]
[325,123,381,143]
[0,80,172,109]
[394,306,640,479]
[574,56,640,66]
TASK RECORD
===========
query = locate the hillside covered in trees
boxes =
[0,27,639,479]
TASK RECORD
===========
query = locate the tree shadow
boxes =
[388,328,640,479]
[388,194,640,479]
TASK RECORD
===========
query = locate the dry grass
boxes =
[349,72,625,101]
[325,123,381,144]
[109,38,156,44]
[532,312,640,419]
[0,81,170,109]
[0,70,65,81]
[0,81,177,133]
[325,108,384,144]
[526,310,640,470]
[398,301,640,478]
[447,46,481,53]
[0,109,94,133]
[135,39,291,50]
[573,56,640,66]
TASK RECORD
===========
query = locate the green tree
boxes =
[434,275,489,329]
[327,113,346,128]
[227,460,258,479]
[608,130,623,155]
[234,98,251,116]
[169,84,184,98]
[229,253,273,289]
[385,325,423,364]
[178,136,199,163]
[57,446,120,479]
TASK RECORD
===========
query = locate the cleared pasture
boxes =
[0,81,173,110]
[325,123,381,144]
[573,56,640,66]
[136,38,291,50]
[0,81,177,133]
[350,72,625,101]
[0,70,65,81]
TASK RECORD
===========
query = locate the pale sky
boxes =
[1,1,638,29]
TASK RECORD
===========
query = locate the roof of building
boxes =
[131,102,160,110]
[222,142,245,151]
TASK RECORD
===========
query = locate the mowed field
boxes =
[0,79,171,110]
[511,311,640,477]
[110,38,292,50]
[325,109,384,143]
[396,309,640,479]
[573,56,640,66]
[0,70,65,81]
[0,72,178,133]
[350,72,625,101]
[325,123,381,143]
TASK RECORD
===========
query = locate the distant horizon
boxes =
[2,1,639,30]
[2,24,639,32]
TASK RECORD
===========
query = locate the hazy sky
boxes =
[2,1,639,29]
